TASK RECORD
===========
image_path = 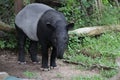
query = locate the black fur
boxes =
[37,10,67,68]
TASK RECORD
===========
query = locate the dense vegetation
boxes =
[0,0,14,25]
[58,0,120,28]
[66,32,120,79]
[0,0,120,79]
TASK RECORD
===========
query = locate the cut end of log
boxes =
[69,27,104,37]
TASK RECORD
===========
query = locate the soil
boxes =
[0,50,98,80]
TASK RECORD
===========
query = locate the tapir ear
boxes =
[66,23,74,30]
[46,22,55,31]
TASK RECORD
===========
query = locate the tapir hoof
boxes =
[18,61,26,65]
[32,61,40,64]
[40,68,50,71]
[50,66,58,70]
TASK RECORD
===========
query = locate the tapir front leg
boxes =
[41,44,49,69]
[50,47,57,68]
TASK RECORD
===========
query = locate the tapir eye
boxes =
[64,37,68,41]
[64,37,67,40]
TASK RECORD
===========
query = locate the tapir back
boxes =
[15,3,54,41]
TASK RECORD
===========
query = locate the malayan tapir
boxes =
[15,3,74,70]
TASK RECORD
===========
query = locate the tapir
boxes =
[15,3,74,69]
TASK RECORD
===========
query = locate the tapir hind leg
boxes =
[15,24,27,63]
[28,40,39,63]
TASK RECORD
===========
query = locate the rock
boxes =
[0,72,36,80]
[0,72,9,80]
[5,76,36,80]
[5,76,22,80]
[22,79,35,80]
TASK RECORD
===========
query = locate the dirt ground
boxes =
[0,50,98,80]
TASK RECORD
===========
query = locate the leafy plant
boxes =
[100,69,118,78]
[0,34,17,49]
[71,75,107,80]
[0,40,5,49]
[23,71,36,79]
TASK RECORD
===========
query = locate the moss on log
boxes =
[0,21,15,33]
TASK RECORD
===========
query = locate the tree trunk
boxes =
[94,0,103,22]
[14,0,24,14]
[95,0,103,15]
[86,0,94,16]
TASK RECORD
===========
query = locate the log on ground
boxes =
[69,25,120,37]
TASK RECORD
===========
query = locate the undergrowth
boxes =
[58,0,120,29]
[71,75,107,80]
[65,31,120,79]
[0,34,17,49]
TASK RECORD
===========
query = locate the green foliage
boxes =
[23,71,36,79]
[71,75,107,80]
[65,32,120,78]
[58,0,82,29]
[0,34,17,49]
[0,40,5,49]
[58,0,120,28]
[23,0,31,5]
[96,7,120,25]
[0,0,14,26]
[83,32,120,57]
[100,69,118,78]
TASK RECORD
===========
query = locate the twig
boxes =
[90,64,117,70]
[63,60,87,67]
[63,60,117,70]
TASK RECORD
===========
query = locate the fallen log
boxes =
[63,60,87,67]
[0,21,15,33]
[63,60,116,70]
[69,25,120,37]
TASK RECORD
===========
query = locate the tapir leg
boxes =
[28,40,38,63]
[50,47,57,68]
[41,43,49,68]
[15,25,26,63]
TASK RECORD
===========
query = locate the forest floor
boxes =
[0,50,99,80]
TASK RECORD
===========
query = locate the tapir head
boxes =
[47,21,74,59]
